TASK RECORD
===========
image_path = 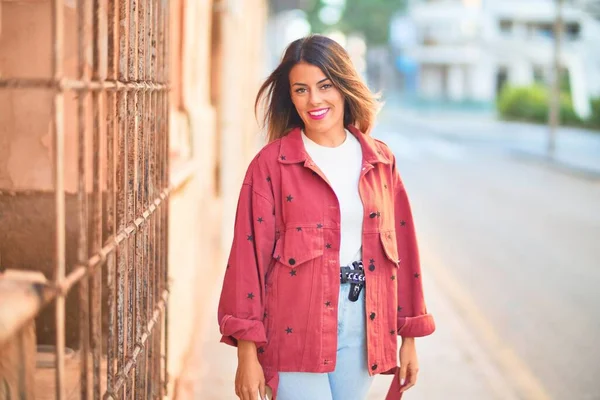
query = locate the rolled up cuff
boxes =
[219,314,267,347]
[397,313,435,337]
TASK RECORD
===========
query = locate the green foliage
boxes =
[496,84,600,130]
[586,98,600,129]
[306,0,406,45]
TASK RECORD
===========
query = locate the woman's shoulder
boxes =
[250,138,283,167]
[372,136,393,155]
[241,138,283,184]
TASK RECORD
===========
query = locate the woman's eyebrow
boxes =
[291,78,330,87]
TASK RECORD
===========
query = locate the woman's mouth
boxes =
[307,108,329,120]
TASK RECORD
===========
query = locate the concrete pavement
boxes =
[378,108,600,180]
[175,252,513,400]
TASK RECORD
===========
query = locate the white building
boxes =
[391,0,600,118]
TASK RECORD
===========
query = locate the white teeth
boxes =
[309,109,328,116]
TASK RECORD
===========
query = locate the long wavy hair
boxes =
[255,35,380,143]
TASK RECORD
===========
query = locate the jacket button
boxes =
[369,212,377,218]
[369,264,375,271]
[289,258,296,266]
[371,364,377,371]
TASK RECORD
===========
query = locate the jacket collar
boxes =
[278,125,391,166]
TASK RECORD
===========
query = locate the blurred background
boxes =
[0,0,598,399]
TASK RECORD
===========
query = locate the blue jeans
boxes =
[278,283,374,400]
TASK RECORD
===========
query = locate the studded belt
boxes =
[340,260,365,302]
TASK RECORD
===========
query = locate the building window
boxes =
[499,20,513,35]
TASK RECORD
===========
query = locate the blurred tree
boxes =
[572,0,600,19]
[305,0,406,45]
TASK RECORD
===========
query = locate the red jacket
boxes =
[218,126,435,399]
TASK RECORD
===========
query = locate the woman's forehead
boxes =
[289,62,328,85]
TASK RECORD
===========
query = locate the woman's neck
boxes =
[304,125,346,148]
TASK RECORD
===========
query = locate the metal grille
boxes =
[0,0,170,398]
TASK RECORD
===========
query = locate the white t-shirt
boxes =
[301,129,364,266]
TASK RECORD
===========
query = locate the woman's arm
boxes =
[391,154,435,337]
[217,157,275,347]
[217,156,275,400]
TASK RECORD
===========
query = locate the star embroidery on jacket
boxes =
[369,258,375,264]
[290,269,297,277]
[257,217,264,223]
[263,311,268,319]
[280,155,286,161]
[390,330,396,335]
[324,359,330,365]
[400,220,406,227]
[286,194,293,202]
[384,184,388,189]
[285,327,293,334]
[247,234,253,241]
[258,347,265,354]
[391,275,396,281]
[325,243,332,249]
[247,292,255,299]
[397,306,403,312]
[317,223,323,228]
[376,211,381,217]
[296,227,302,232]
[325,301,331,307]
[266,176,271,182]
[414,273,420,278]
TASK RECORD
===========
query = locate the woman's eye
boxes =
[295,88,307,94]
[321,84,332,90]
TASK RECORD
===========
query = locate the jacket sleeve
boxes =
[217,157,275,347]
[392,155,436,338]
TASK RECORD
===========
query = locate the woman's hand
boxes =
[235,340,267,400]
[398,337,419,393]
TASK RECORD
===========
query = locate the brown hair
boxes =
[255,34,380,142]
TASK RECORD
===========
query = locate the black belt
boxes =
[340,260,365,302]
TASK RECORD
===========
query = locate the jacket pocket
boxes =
[273,225,324,268]
[380,230,400,267]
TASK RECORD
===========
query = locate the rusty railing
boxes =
[0,0,171,398]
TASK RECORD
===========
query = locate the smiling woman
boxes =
[255,34,380,143]
[220,34,435,400]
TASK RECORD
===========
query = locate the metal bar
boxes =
[143,1,152,394]
[77,0,91,396]
[152,0,163,399]
[117,2,129,398]
[126,0,138,396]
[134,0,147,395]
[91,0,104,397]
[162,0,170,393]
[102,291,168,400]
[144,0,152,393]
[0,78,169,91]
[51,0,67,396]
[106,0,118,393]
[548,0,564,156]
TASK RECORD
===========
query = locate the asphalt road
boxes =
[374,110,600,400]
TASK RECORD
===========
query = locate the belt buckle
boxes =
[348,283,362,302]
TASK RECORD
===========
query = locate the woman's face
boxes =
[289,61,345,136]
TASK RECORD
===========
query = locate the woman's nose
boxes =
[309,90,322,105]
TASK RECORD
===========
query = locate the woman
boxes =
[217,35,435,400]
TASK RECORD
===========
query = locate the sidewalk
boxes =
[175,256,514,400]
[379,108,600,180]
